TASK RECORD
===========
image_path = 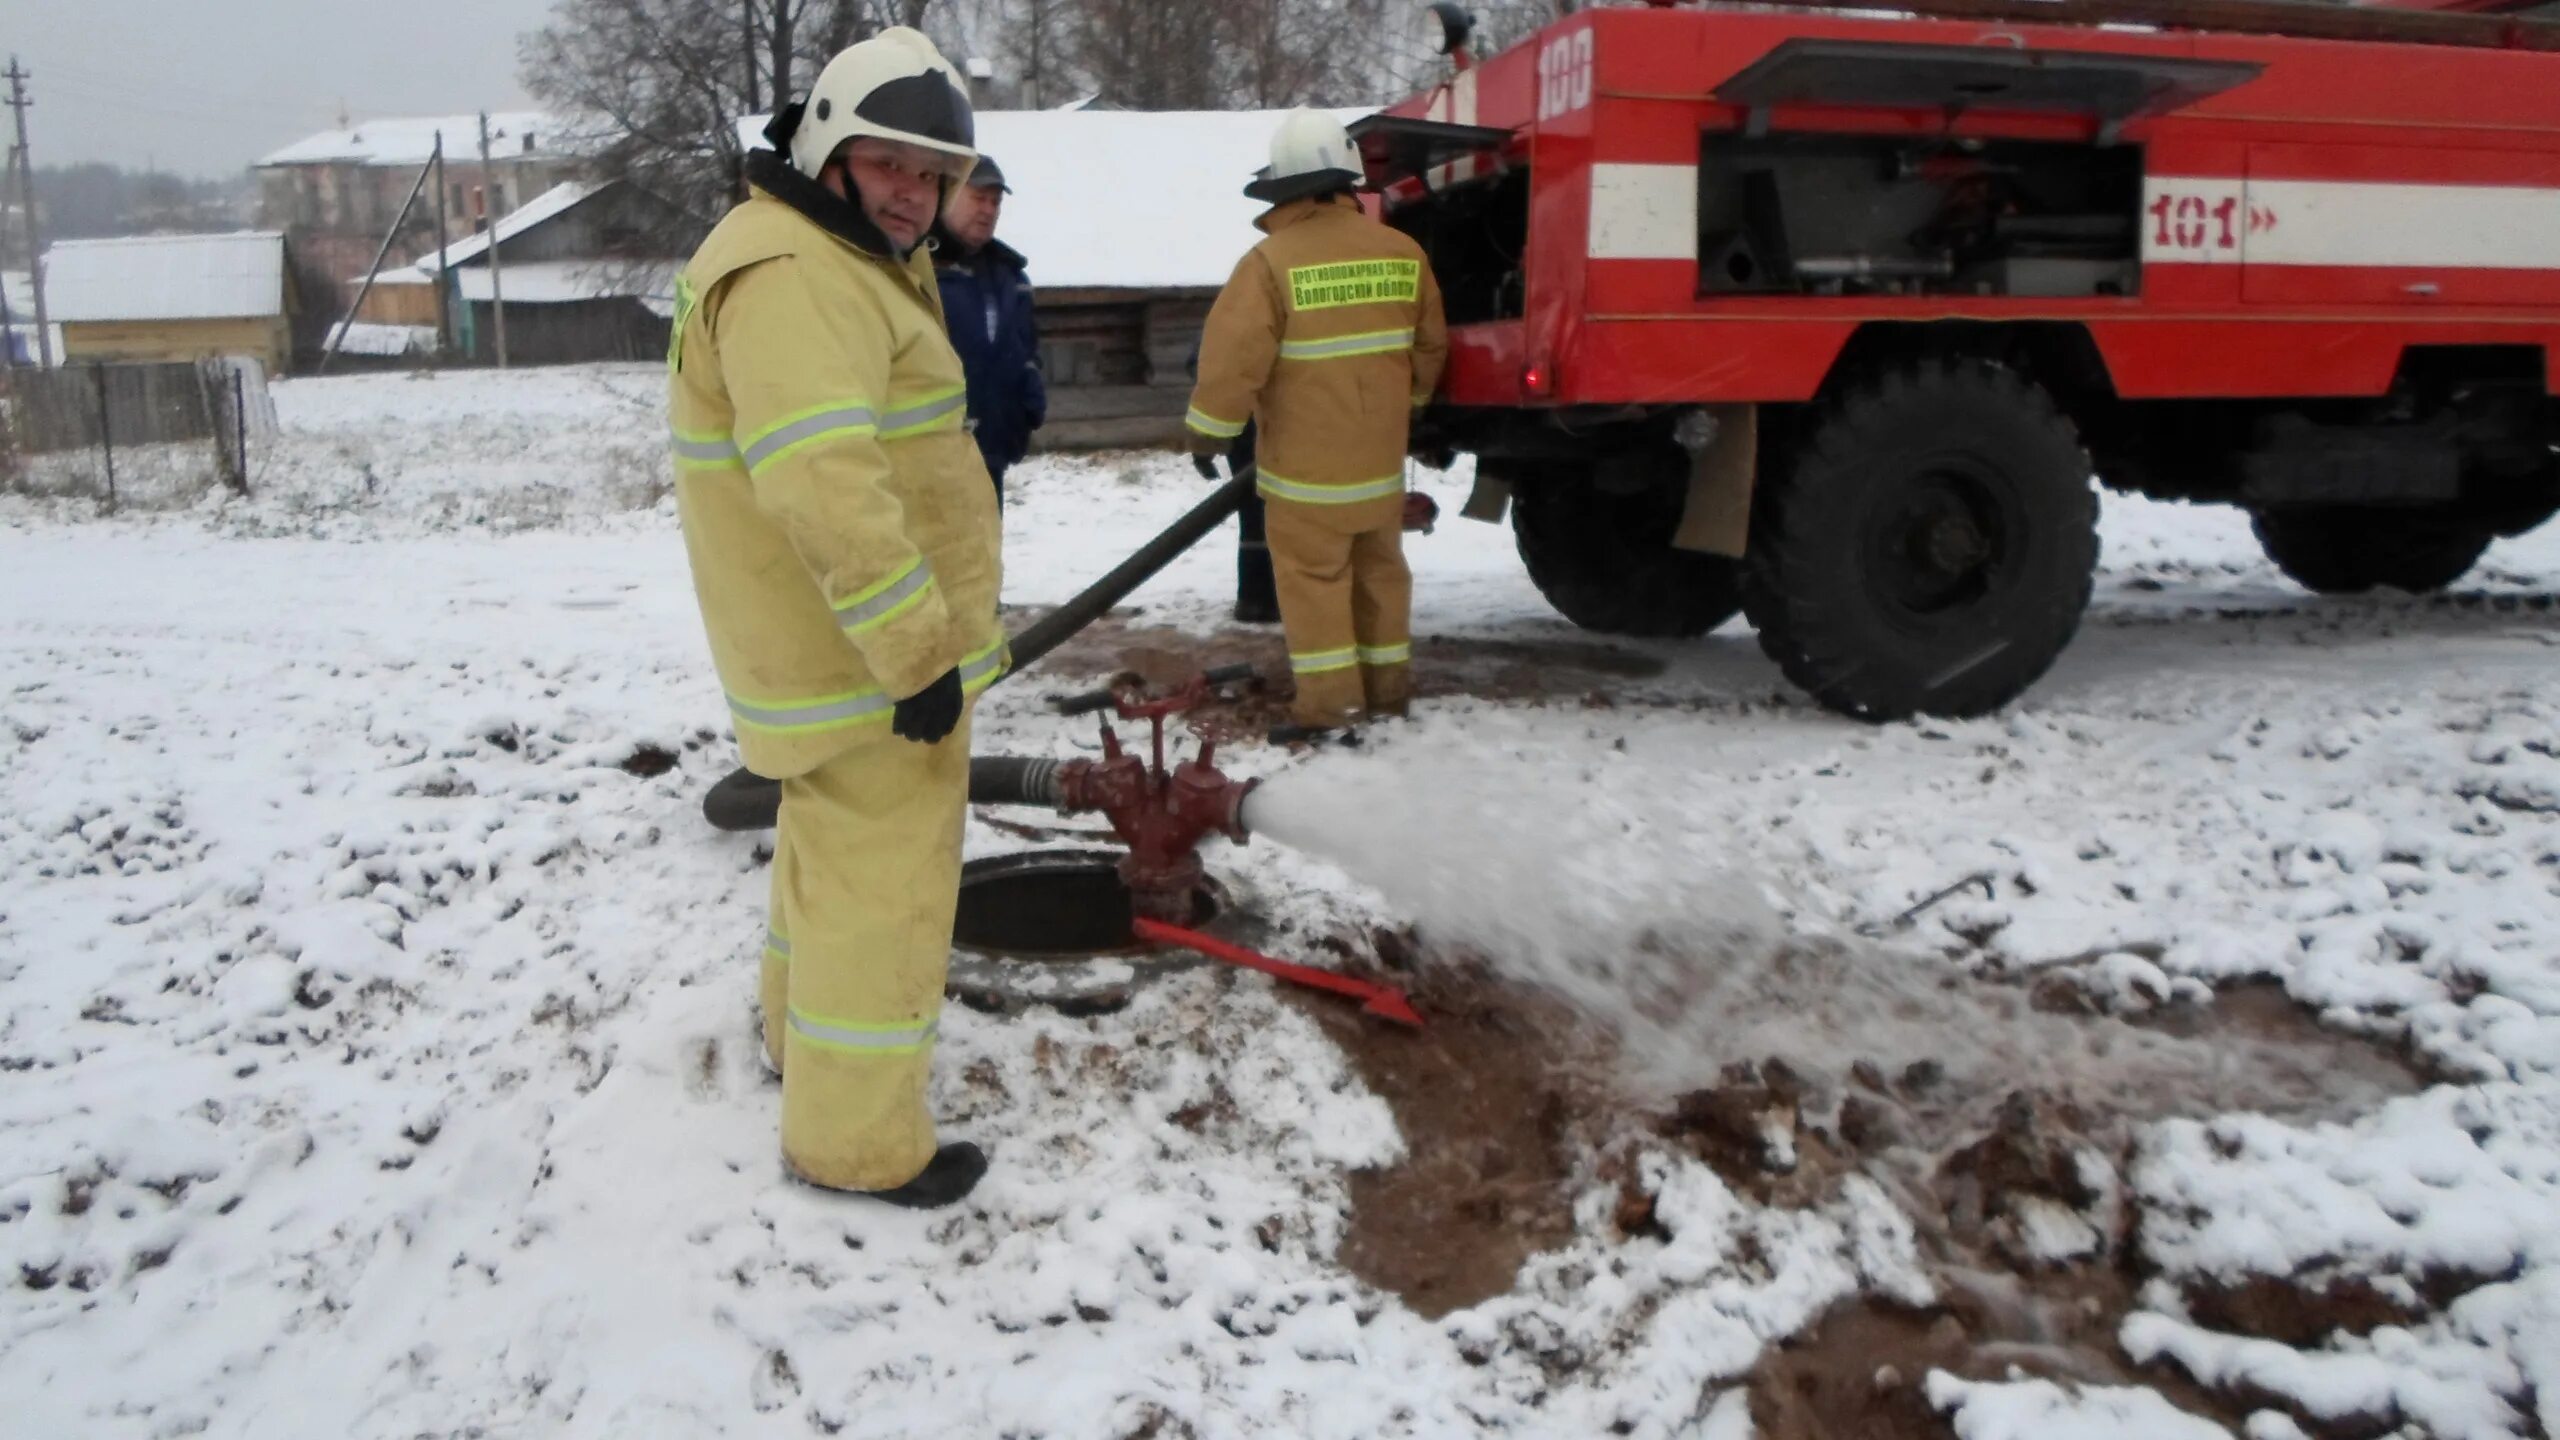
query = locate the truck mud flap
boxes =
[1672,403,1757,559]
[1461,471,1511,523]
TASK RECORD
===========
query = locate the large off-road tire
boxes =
[2250,508,2493,596]
[1743,357,2099,721]
[703,765,782,832]
[1507,465,1745,638]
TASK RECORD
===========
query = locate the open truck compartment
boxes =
[1695,134,2145,299]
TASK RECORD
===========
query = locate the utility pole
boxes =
[477,111,508,368]
[743,0,762,113]
[6,57,54,368]
[319,148,435,374]
[431,131,451,359]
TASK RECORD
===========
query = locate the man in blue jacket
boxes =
[933,155,1044,500]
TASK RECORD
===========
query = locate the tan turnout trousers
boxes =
[760,714,971,1190]
[1266,495,1413,724]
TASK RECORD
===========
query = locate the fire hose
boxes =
[699,471,1257,832]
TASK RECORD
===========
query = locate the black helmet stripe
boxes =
[854,72,974,150]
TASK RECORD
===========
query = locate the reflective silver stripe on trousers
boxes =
[740,406,879,471]
[835,561,936,629]
[672,434,741,466]
[879,391,966,436]
[1258,473,1405,505]
[766,930,792,958]
[787,1010,939,1051]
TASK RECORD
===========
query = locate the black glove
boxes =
[1192,451,1222,481]
[890,667,964,744]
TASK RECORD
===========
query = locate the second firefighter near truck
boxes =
[667,29,1001,1208]
[1187,109,1449,731]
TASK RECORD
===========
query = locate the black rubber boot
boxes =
[1266,722,1360,748]
[816,1142,988,1209]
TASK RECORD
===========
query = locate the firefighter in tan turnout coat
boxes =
[668,29,1001,1207]
[1187,110,1449,731]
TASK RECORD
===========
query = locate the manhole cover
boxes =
[946,849,1231,1015]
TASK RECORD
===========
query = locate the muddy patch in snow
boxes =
[1669,980,2433,1439]
[1286,906,2434,1435]
[1287,945,1620,1318]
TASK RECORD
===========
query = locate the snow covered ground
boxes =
[3,363,2558,1439]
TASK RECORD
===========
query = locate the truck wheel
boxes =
[703,766,781,832]
[1744,358,2097,721]
[1508,469,1745,638]
[2250,508,2492,595]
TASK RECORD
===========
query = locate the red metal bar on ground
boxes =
[1132,918,1425,1028]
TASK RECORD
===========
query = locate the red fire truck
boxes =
[1352,0,2560,720]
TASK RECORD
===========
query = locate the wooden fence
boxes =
[1,359,273,498]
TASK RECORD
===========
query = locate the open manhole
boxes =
[946,849,1231,1015]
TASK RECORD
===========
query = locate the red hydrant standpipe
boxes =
[1043,673,1257,925]
[968,667,1422,1027]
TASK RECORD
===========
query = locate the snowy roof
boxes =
[398,182,601,276]
[736,107,1372,290]
[323,320,435,356]
[42,231,287,323]
[375,259,676,306]
[260,111,563,168]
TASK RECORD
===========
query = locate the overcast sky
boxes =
[6,0,556,177]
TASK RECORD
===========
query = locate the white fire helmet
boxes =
[786,28,978,183]
[1244,108,1364,203]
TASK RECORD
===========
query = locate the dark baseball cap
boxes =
[966,155,1010,192]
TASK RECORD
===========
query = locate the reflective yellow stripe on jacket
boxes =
[740,398,880,475]
[833,556,938,636]
[1277,327,1415,362]
[1186,405,1246,440]
[672,428,743,472]
[880,387,967,439]
[725,637,1008,736]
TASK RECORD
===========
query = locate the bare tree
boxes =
[1061,0,1225,108]
[1045,0,1388,112]
[522,0,946,250]
[1223,0,1372,108]
[999,0,1070,108]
